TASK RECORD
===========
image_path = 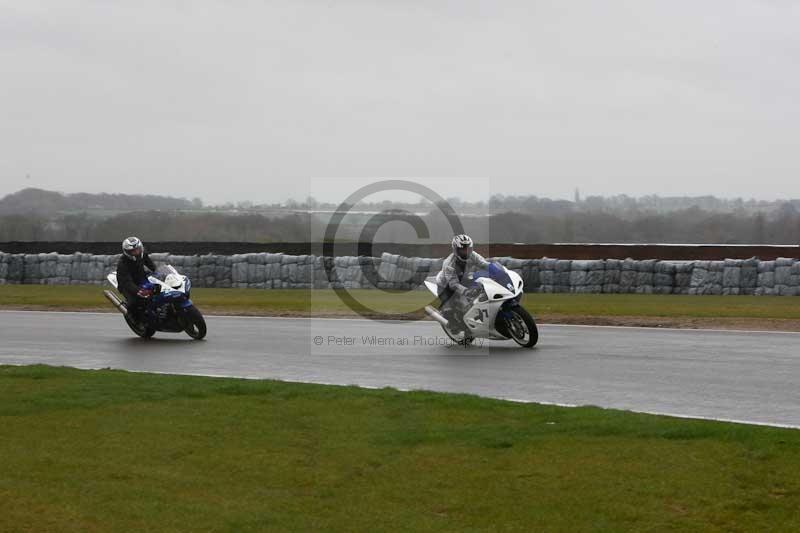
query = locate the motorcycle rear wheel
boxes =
[440,323,474,346]
[124,313,155,339]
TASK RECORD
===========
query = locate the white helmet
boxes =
[451,234,473,263]
[122,236,144,261]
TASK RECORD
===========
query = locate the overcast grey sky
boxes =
[1,1,799,204]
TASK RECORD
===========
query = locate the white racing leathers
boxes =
[436,251,490,300]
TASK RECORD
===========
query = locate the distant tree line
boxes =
[482,206,800,244]
[2,206,799,244]
[212,193,800,218]
[1,187,799,244]
[483,193,800,217]
[0,188,197,215]
[0,211,319,243]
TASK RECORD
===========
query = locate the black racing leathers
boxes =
[116,253,156,319]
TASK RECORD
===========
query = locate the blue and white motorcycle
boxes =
[104,265,207,340]
[424,262,538,348]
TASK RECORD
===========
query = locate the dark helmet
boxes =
[451,234,473,263]
[122,236,144,261]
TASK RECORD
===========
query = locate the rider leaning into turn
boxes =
[437,234,490,333]
[116,236,157,322]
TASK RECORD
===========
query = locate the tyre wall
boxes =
[0,251,798,295]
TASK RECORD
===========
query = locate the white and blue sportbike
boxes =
[104,265,207,340]
[424,262,538,348]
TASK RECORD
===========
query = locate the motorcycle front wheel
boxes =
[504,306,538,348]
[181,306,207,340]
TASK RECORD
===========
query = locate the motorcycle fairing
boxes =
[107,264,195,332]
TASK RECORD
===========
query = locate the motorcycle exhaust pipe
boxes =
[424,305,449,327]
[103,290,128,315]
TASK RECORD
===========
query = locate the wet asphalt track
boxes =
[1,310,799,428]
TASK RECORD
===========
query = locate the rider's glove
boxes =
[137,288,153,298]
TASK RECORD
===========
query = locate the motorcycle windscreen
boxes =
[486,262,514,290]
[153,264,180,280]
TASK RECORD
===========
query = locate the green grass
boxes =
[530,293,800,319]
[0,285,433,316]
[1,284,799,320]
[1,365,800,532]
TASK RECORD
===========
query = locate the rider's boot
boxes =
[128,300,146,325]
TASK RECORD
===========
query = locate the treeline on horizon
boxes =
[0,188,198,215]
[1,206,799,244]
[3,187,800,217]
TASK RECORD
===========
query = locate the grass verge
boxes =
[1,285,799,330]
[1,365,799,532]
